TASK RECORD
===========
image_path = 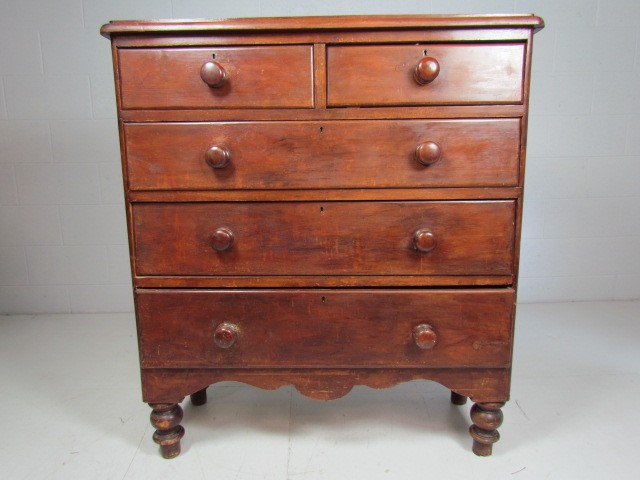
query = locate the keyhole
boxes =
[320,206,324,214]
[321,296,327,303]
[319,126,324,133]
[423,49,428,56]
[212,53,216,59]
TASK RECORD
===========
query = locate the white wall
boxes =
[0,0,639,313]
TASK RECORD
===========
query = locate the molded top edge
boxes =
[100,14,545,38]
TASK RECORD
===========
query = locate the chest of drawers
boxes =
[101,14,544,459]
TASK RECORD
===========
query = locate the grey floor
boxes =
[1,301,639,479]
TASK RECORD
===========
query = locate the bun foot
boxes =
[469,402,504,457]
[150,403,185,459]
[450,391,467,405]
[190,388,208,406]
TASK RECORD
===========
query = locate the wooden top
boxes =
[100,14,544,38]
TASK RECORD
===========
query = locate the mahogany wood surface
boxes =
[149,403,184,459]
[124,119,520,190]
[469,402,505,456]
[136,289,514,369]
[140,367,511,404]
[412,324,438,350]
[132,274,514,288]
[103,14,543,459]
[414,56,441,85]
[414,140,442,166]
[128,187,522,203]
[119,104,527,122]
[199,61,227,87]
[100,15,544,37]
[132,201,515,276]
[327,44,525,106]
[118,46,314,109]
[109,28,534,50]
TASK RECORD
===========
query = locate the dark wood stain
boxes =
[132,200,516,276]
[125,119,520,190]
[102,14,543,459]
[136,289,515,369]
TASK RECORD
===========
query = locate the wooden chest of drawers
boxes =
[101,14,544,459]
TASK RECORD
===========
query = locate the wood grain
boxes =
[102,13,544,459]
[136,289,515,369]
[132,274,514,288]
[140,367,511,404]
[118,46,314,109]
[327,44,525,106]
[132,201,516,276]
[101,15,544,37]
[127,187,522,203]
[124,119,520,190]
[108,29,535,49]
[117,104,527,122]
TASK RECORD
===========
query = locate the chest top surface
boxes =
[101,14,544,35]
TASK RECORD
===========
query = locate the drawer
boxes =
[327,44,525,106]
[125,119,520,190]
[118,46,314,109]
[136,289,515,369]
[132,201,515,276]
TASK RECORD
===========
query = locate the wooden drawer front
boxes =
[125,119,520,190]
[136,289,515,369]
[133,201,515,276]
[118,46,314,109]
[327,44,524,106]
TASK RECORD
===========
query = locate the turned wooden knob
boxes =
[414,141,442,166]
[414,56,440,84]
[213,322,239,348]
[205,145,231,169]
[413,229,437,253]
[200,61,228,87]
[413,324,437,350]
[211,227,234,252]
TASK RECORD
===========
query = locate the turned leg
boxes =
[469,402,504,456]
[450,391,467,405]
[149,403,185,459]
[190,387,208,406]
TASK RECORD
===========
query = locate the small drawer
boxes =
[136,289,515,369]
[132,200,515,277]
[327,44,525,106]
[118,46,314,109]
[124,119,520,190]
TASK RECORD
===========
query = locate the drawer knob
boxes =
[414,141,442,166]
[413,229,437,253]
[414,56,440,85]
[200,61,228,88]
[211,227,235,252]
[205,145,231,169]
[413,324,437,350]
[213,322,240,349]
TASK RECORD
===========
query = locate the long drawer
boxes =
[124,119,520,190]
[118,46,314,109]
[132,201,515,276]
[327,43,525,106]
[136,289,515,369]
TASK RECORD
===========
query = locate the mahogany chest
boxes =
[101,14,544,458]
